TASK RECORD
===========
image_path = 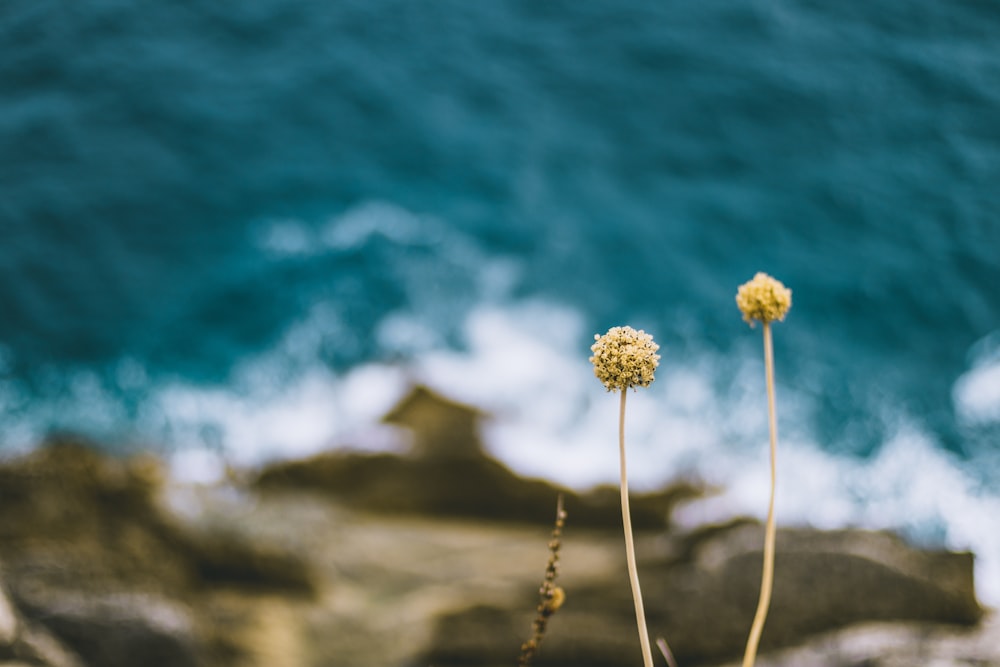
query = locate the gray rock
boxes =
[14,589,199,667]
[644,523,983,662]
[0,575,84,667]
[710,609,1000,667]
[423,523,984,666]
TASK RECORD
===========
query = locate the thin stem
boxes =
[656,638,679,667]
[619,390,654,667]
[742,322,778,667]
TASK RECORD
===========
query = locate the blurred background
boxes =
[1,0,999,604]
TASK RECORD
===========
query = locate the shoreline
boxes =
[0,435,996,667]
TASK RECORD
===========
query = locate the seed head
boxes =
[590,326,660,391]
[736,272,792,326]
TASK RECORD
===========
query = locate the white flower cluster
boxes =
[736,272,792,325]
[589,326,661,391]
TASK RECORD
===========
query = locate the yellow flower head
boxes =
[736,272,792,326]
[590,326,660,391]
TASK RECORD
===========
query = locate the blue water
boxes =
[2,1,1000,596]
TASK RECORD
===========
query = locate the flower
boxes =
[736,272,792,325]
[590,326,660,391]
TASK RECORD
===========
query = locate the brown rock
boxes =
[0,437,317,597]
[258,382,703,527]
[0,431,989,667]
[423,523,984,666]
[255,449,701,528]
[0,439,319,667]
[382,384,489,458]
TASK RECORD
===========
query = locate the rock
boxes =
[0,439,319,667]
[186,531,318,595]
[0,437,196,594]
[255,450,701,528]
[0,573,85,667]
[381,384,490,458]
[9,624,86,667]
[256,382,701,527]
[710,610,1000,666]
[13,589,198,667]
[422,522,984,666]
[653,523,983,660]
[0,437,318,597]
[0,433,991,667]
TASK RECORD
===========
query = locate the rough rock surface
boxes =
[255,450,701,528]
[13,589,199,667]
[713,611,1000,667]
[0,576,84,667]
[0,430,994,667]
[423,521,983,666]
[0,437,317,596]
[0,438,318,667]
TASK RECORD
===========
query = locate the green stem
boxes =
[742,322,778,667]
[620,389,654,667]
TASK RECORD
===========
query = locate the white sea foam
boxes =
[954,336,1000,425]
[144,312,412,471]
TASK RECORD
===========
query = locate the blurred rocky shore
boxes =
[0,385,996,667]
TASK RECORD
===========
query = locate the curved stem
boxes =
[742,322,778,667]
[619,390,654,667]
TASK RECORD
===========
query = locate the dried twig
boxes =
[517,494,567,667]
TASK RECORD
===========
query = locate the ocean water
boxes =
[2,1,1000,600]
